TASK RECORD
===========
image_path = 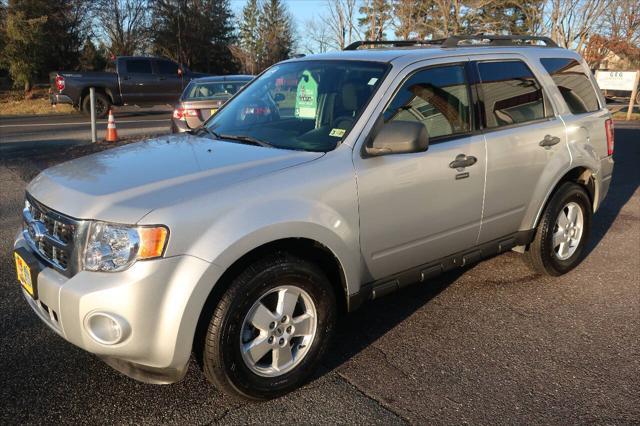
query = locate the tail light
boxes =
[54,75,65,91]
[173,108,198,121]
[605,119,614,156]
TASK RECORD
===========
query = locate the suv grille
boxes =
[23,195,79,274]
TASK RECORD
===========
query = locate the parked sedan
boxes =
[171,75,253,132]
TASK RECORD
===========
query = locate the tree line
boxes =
[0,0,293,93]
[0,0,638,94]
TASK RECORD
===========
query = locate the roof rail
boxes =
[441,35,558,48]
[343,35,558,51]
[343,39,445,50]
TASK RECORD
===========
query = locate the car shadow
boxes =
[317,268,466,377]
[584,126,639,257]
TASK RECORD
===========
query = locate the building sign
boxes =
[595,71,639,91]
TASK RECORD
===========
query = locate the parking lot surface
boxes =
[0,124,638,424]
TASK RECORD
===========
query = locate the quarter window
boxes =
[383,65,471,139]
[541,58,600,114]
[477,60,547,128]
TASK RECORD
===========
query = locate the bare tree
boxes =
[546,0,611,52]
[605,0,640,45]
[305,18,332,54]
[393,0,419,39]
[95,0,150,56]
[359,0,393,41]
[322,0,360,49]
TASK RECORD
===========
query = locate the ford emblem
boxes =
[27,220,48,242]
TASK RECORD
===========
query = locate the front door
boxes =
[354,62,486,280]
[120,58,158,105]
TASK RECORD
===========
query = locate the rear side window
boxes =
[155,60,179,75]
[383,64,470,139]
[541,58,600,114]
[477,60,547,128]
[126,59,152,74]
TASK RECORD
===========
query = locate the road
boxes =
[0,124,638,424]
[0,110,172,157]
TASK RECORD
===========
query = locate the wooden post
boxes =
[627,70,640,121]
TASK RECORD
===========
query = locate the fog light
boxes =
[85,312,130,345]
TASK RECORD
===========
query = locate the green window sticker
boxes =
[329,128,346,137]
[295,70,318,119]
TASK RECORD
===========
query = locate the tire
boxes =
[201,252,336,400]
[525,182,592,276]
[81,92,111,119]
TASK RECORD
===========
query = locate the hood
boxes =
[27,134,324,223]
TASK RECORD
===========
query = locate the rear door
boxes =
[469,55,568,244]
[354,59,487,279]
[153,59,184,104]
[119,58,158,104]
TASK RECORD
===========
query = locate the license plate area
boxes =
[14,247,40,299]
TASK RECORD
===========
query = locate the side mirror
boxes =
[274,93,285,102]
[366,121,429,156]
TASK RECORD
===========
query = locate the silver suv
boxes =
[14,35,614,400]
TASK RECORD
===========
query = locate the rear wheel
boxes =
[201,252,336,400]
[525,182,592,276]
[81,92,110,119]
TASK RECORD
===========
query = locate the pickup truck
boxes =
[49,56,206,118]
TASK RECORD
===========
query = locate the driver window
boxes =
[383,65,470,139]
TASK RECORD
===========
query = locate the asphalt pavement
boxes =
[0,109,172,157]
[0,124,638,424]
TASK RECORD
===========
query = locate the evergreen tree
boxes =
[150,0,238,74]
[79,37,108,70]
[258,0,294,69]
[238,0,262,74]
[0,7,47,92]
[0,0,92,91]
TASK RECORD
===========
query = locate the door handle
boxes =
[539,134,561,147]
[122,76,131,80]
[158,76,167,80]
[449,154,478,169]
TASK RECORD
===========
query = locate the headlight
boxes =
[83,222,169,272]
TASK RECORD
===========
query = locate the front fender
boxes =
[189,198,361,297]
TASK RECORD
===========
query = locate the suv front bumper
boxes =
[14,231,220,384]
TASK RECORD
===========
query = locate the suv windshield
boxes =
[205,60,389,152]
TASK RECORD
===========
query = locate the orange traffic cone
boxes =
[105,109,118,142]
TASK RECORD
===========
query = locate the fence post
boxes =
[90,87,97,143]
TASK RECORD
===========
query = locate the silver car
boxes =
[171,75,253,133]
[14,35,614,400]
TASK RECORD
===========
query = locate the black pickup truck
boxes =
[49,56,206,118]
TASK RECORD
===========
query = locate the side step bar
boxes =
[348,230,533,311]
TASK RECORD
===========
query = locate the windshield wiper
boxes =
[191,126,219,139]
[217,133,275,148]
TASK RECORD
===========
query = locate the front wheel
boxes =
[525,182,592,276]
[201,252,336,400]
